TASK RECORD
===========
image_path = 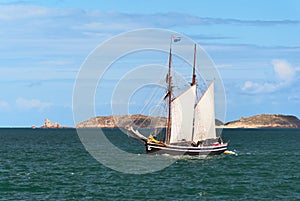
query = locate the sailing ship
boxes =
[129,39,228,156]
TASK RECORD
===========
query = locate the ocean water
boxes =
[0,128,299,200]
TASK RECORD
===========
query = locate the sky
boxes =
[0,0,299,127]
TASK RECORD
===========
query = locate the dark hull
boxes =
[145,142,228,156]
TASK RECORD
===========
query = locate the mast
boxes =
[166,46,172,144]
[191,44,197,141]
[191,44,196,86]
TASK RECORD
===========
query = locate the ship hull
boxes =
[145,142,228,156]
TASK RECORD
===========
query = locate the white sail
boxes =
[193,81,216,142]
[169,85,196,143]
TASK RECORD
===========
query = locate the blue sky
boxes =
[0,0,299,127]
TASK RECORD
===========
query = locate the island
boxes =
[76,114,166,128]
[224,114,300,128]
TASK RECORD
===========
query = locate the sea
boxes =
[0,128,299,201]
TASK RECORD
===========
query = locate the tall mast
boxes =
[191,44,197,141]
[166,46,172,144]
[191,44,196,86]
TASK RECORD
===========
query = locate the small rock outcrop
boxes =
[41,118,62,128]
[224,114,300,128]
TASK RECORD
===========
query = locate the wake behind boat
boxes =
[128,38,228,157]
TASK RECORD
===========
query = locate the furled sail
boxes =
[193,81,216,142]
[169,85,196,143]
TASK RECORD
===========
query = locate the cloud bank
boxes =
[1,5,299,31]
[242,59,297,94]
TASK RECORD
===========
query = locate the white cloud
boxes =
[16,98,53,110]
[272,59,295,83]
[242,59,297,94]
[241,81,278,94]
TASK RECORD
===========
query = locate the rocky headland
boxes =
[224,114,300,128]
[75,114,166,128]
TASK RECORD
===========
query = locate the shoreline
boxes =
[1,127,300,130]
[1,113,300,129]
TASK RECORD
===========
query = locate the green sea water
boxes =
[0,128,299,200]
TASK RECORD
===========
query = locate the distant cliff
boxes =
[224,114,300,128]
[76,114,166,128]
